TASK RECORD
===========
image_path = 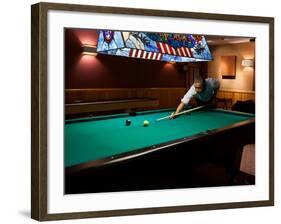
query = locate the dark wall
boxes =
[64,28,207,89]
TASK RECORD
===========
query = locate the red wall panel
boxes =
[64,28,205,89]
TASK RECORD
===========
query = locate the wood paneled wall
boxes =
[208,42,255,91]
[66,88,254,110]
[217,89,255,106]
[65,88,186,109]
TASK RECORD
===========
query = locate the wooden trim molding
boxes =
[65,98,159,114]
[220,89,255,94]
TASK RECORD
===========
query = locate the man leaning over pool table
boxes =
[170,76,220,119]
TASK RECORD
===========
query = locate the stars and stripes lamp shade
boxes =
[92,30,212,63]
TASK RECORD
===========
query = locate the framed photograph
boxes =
[31,2,274,221]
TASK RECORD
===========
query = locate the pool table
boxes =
[65,108,255,194]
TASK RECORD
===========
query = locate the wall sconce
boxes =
[81,44,97,56]
[241,59,254,67]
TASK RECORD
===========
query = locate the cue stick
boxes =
[156,104,210,121]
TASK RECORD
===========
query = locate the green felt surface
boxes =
[65,109,254,168]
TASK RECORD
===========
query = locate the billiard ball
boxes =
[143,120,149,127]
[126,119,131,126]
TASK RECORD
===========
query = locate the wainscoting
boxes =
[216,89,255,108]
[65,88,255,113]
[65,88,187,109]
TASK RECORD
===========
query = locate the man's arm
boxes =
[170,86,196,119]
[170,102,185,119]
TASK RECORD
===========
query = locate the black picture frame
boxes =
[31,2,274,221]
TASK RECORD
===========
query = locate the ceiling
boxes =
[205,35,254,46]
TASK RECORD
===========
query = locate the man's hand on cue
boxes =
[170,102,184,119]
[169,112,178,119]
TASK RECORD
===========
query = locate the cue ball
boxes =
[143,120,149,127]
[126,119,131,125]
